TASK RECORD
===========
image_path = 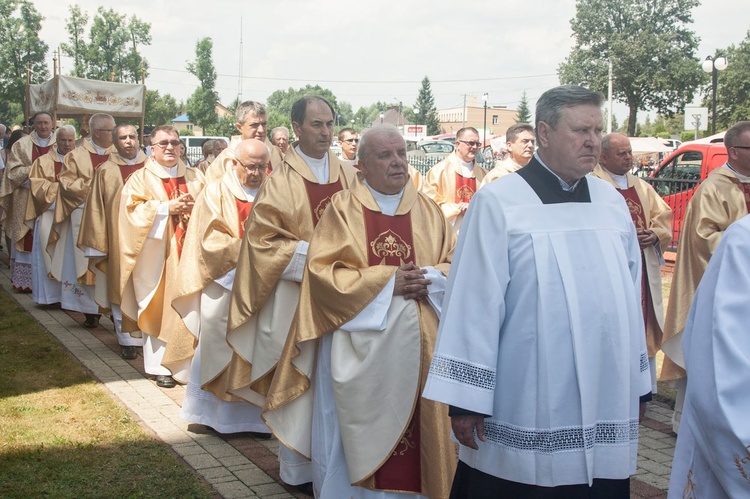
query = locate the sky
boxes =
[37,0,749,126]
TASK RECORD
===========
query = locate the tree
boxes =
[559,0,703,136]
[516,91,532,123]
[60,4,88,78]
[414,77,440,135]
[61,6,150,83]
[185,37,219,131]
[0,0,49,125]
[266,84,345,131]
[711,30,750,131]
[145,90,179,127]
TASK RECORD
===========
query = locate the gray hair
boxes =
[291,96,336,125]
[89,113,114,132]
[56,124,76,139]
[456,127,479,140]
[111,123,136,143]
[535,85,604,139]
[601,132,629,155]
[724,121,750,149]
[358,125,404,161]
[235,101,267,125]
[201,139,215,155]
[271,127,289,140]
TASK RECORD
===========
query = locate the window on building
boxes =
[492,115,498,125]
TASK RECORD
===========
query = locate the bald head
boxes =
[234,139,270,190]
[599,133,633,176]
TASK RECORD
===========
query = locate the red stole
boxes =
[32,143,52,162]
[728,177,750,212]
[266,160,273,176]
[53,161,63,181]
[454,172,477,203]
[362,206,421,492]
[617,187,651,325]
[303,178,343,227]
[118,161,145,183]
[234,197,253,238]
[161,177,189,259]
[89,152,110,172]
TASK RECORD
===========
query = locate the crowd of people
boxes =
[0,85,748,498]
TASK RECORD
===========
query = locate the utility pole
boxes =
[607,58,613,134]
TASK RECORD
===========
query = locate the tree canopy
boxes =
[0,0,48,125]
[266,85,346,131]
[516,91,531,123]
[185,37,219,131]
[559,0,703,136]
[414,77,441,135]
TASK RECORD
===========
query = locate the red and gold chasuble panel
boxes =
[32,144,52,162]
[363,208,416,267]
[618,187,648,231]
[454,173,477,203]
[728,177,750,212]
[118,162,145,184]
[362,206,421,492]
[303,179,343,227]
[53,161,63,181]
[234,198,253,238]
[89,152,110,172]
[161,177,189,259]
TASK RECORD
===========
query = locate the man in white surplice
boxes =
[423,85,652,498]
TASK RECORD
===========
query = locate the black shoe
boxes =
[83,314,100,328]
[155,375,176,388]
[249,431,272,440]
[121,346,138,360]
[294,482,314,496]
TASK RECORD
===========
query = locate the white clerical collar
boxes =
[364,180,404,217]
[340,156,357,167]
[37,136,51,147]
[455,155,474,176]
[724,162,750,182]
[295,145,329,183]
[602,166,629,189]
[232,169,259,201]
[159,163,179,177]
[89,140,108,156]
[117,154,138,165]
[535,152,581,192]
[56,150,65,161]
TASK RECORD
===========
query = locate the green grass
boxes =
[0,287,213,499]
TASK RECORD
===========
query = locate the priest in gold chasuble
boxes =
[118,126,206,388]
[592,133,672,394]
[263,126,457,499]
[424,127,486,231]
[78,124,147,359]
[172,139,271,435]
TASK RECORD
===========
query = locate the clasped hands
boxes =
[393,262,431,300]
[168,192,194,216]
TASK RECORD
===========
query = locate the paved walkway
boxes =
[0,259,676,498]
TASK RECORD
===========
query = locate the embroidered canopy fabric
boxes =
[29,76,145,118]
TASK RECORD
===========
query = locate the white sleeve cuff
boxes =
[147,202,170,240]
[214,267,236,291]
[280,240,309,282]
[423,266,447,316]
[340,275,395,332]
[83,246,107,257]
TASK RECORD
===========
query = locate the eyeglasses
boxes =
[457,140,482,148]
[342,138,359,144]
[236,160,265,173]
[153,140,181,148]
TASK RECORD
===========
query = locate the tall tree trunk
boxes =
[627,105,638,136]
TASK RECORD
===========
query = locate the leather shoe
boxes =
[155,375,176,388]
[121,346,138,360]
[295,482,314,496]
[249,431,272,440]
[82,314,100,328]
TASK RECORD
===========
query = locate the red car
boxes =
[648,142,728,248]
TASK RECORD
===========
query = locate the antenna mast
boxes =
[238,17,243,102]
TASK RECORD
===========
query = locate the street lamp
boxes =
[702,54,728,135]
[482,93,488,147]
[413,107,419,137]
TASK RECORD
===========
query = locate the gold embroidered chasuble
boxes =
[118,158,206,365]
[425,152,486,223]
[170,171,255,399]
[661,167,750,381]
[0,131,56,250]
[263,176,455,496]
[480,157,525,187]
[23,149,63,277]
[221,145,356,404]
[592,165,672,356]
[77,151,147,326]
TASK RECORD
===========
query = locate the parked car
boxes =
[648,142,728,247]
[182,135,230,165]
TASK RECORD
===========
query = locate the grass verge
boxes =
[0,286,213,498]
